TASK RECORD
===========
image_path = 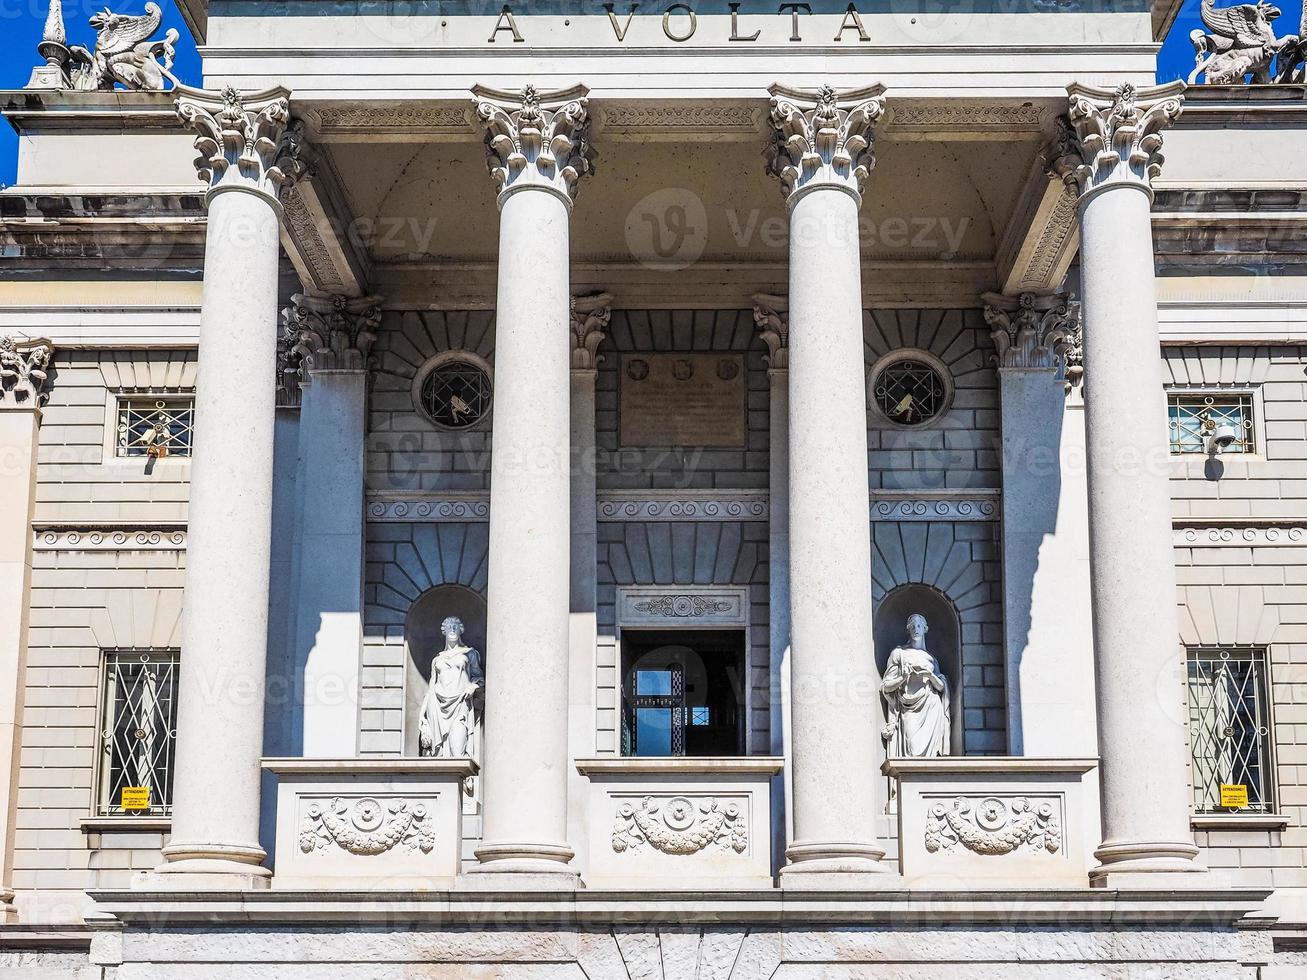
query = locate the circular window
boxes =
[417,356,493,430]
[871,354,951,427]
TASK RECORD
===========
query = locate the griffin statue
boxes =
[68,3,179,92]
[1189,0,1305,84]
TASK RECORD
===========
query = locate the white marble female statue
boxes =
[880,613,951,758]
[418,616,484,760]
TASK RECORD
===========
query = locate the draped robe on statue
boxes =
[881,646,951,758]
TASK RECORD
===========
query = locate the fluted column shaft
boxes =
[147,86,301,887]
[766,84,896,886]
[1054,81,1203,885]
[467,85,592,885]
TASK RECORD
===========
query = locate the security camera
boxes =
[1205,423,1239,455]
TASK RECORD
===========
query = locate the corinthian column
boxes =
[766,84,896,886]
[1050,81,1202,885]
[283,293,381,757]
[143,86,302,888]
[0,338,53,920]
[466,84,592,886]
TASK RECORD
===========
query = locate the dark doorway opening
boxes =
[621,629,746,757]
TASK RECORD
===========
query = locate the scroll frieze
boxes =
[612,796,748,856]
[924,796,1062,856]
[299,797,435,856]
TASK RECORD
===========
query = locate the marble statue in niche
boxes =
[418,617,485,775]
[881,613,951,758]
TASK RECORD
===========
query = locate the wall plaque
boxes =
[619,353,746,448]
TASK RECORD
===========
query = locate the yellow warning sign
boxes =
[121,786,150,810]
[1219,784,1249,809]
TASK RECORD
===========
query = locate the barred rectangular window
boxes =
[116,396,195,458]
[1186,646,1275,814]
[1168,392,1254,455]
[97,650,180,817]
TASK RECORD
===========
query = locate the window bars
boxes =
[420,361,493,429]
[872,359,948,426]
[1186,646,1275,814]
[98,649,180,816]
[116,397,195,458]
[1168,392,1254,455]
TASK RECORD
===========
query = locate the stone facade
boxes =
[1,0,1305,974]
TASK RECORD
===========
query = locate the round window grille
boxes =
[419,359,493,429]
[872,358,949,427]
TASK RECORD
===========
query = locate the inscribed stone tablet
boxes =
[619,353,746,448]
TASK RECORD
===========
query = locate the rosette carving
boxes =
[1050,82,1184,201]
[924,796,1062,856]
[473,83,594,206]
[175,85,305,204]
[612,796,748,856]
[299,797,435,856]
[765,83,886,204]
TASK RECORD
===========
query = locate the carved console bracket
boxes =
[752,293,789,371]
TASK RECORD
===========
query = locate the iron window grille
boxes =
[1186,646,1275,814]
[1167,392,1254,455]
[97,649,180,817]
[116,396,195,458]
[419,360,493,430]
[872,358,948,426]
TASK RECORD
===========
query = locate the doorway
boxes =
[621,629,746,757]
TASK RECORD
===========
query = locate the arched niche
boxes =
[874,584,963,755]
[403,584,488,757]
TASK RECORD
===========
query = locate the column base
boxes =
[458,841,581,891]
[135,842,272,891]
[1088,839,1208,889]
[779,840,901,890]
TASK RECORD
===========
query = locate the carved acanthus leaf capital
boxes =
[175,85,305,205]
[571,292,613,372]
[473,84,594,207]
[982,292,1079,372]
[0,336,55,407]
[765,83,886,205]
[281,292,383,385]
[1050,82,1184,201]
[751,292,789,370]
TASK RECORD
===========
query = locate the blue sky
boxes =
[0,0,1302,186]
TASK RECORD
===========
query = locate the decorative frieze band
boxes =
[34,527,187,551]
[1175,525,1307,547]
[871,492,1000,522]
[598,491,768,522]
[618,586,750,627]
[367,494,490,522]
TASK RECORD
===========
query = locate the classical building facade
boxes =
[1,0,1306,976]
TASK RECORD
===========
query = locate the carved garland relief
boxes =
[924,796,1062,856]
[612,796,748,856]
[299,797,435,856]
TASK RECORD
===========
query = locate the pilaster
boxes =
[753,292,792,876]
[567,291,611,880]
[0,337,53,921]
[281,293,380,759]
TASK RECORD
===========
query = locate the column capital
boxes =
[752,292,789,371]
[982,291,1079,373]
[473,84,594,209]
[175,85,305,208]
[765,83,886,207]
[280,292,383,387]
[570,292,613,373]
[0,336,54,408]
[1049,82,1184,203]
